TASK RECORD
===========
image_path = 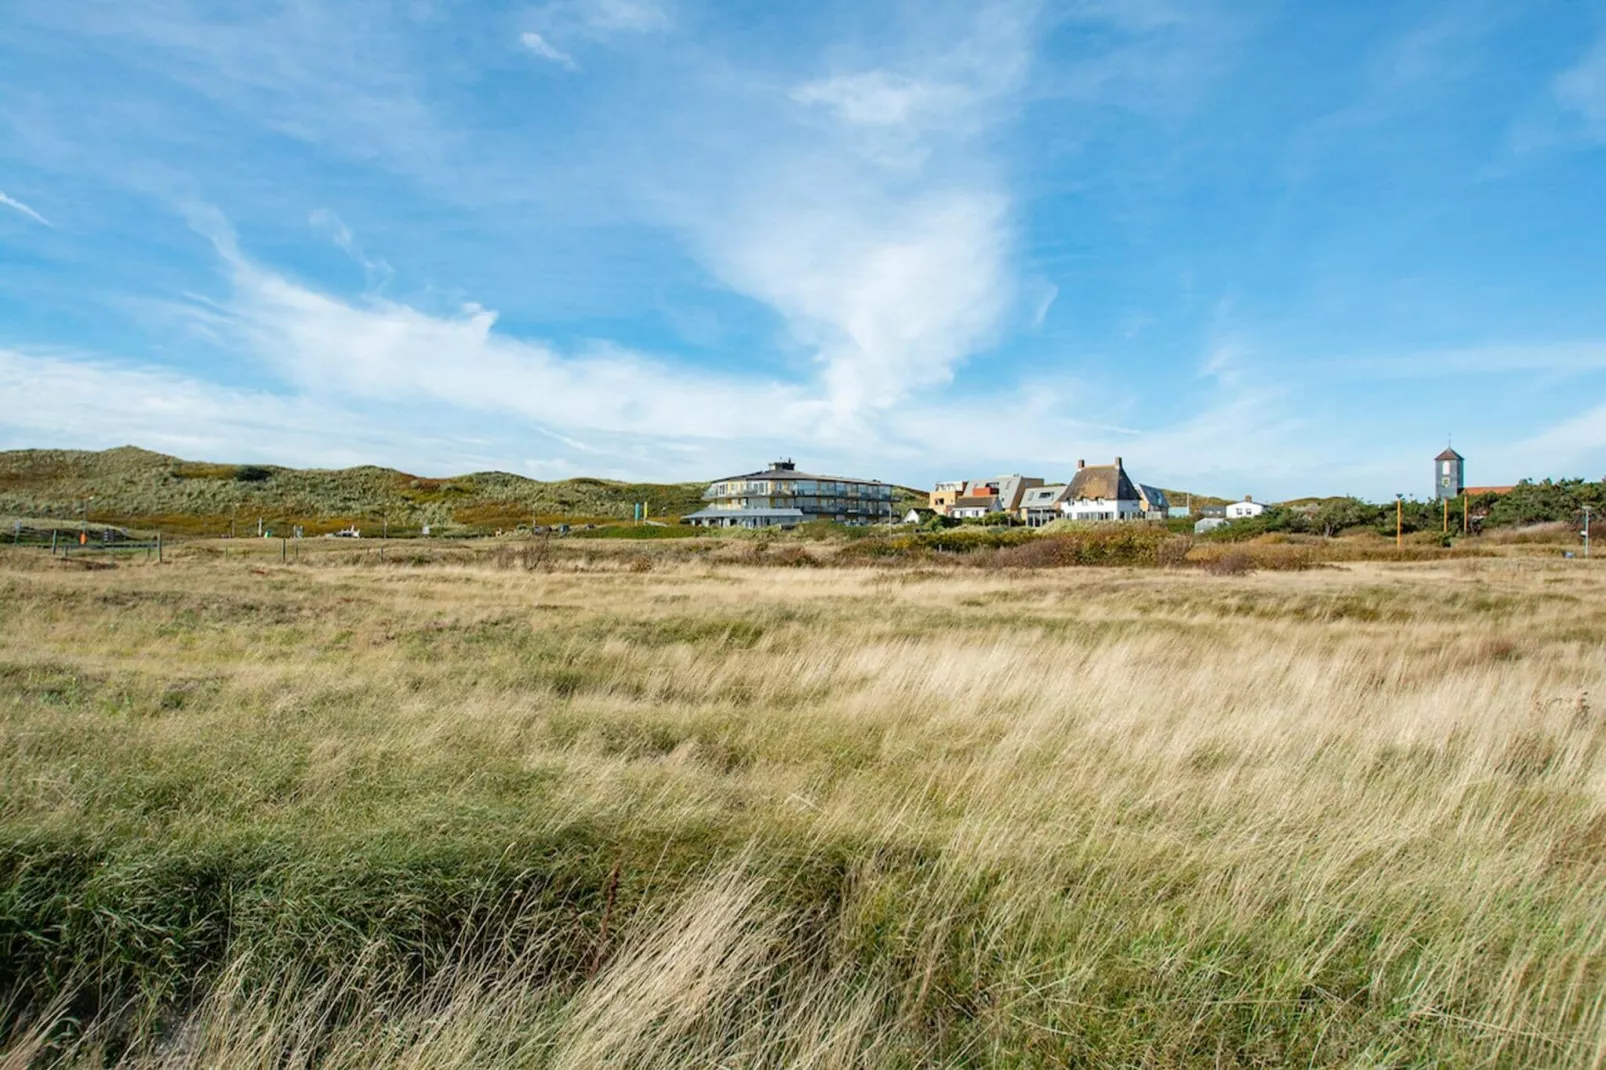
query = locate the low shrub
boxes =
[839,525,1177,569]
[1202,549,1255,575]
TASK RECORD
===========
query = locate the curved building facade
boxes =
[682,460,894,528]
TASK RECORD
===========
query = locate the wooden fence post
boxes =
[157,533,163,564]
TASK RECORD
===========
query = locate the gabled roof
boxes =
[1066,462,1139,503]
[952,496,999,509]
[1137,484,1169,509]
[1435,447,1464,462]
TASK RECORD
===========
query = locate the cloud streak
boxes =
[1555,33,1606,140]
[0,190,51,226]
[520,31,577,70]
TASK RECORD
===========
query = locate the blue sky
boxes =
[3,0,1606,499]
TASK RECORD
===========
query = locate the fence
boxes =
[17,531,166,562]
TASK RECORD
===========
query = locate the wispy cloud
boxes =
[1554,33,1606,140]
[183,219,823,444]
[1518,399,1606,472]
[573,0,670,34]
[649,1,1040,422]
[520,31,577,70]
[1315,340,1606,380]
[791,72,972,128]
[308,209,393,288]
[0,190,51,227]
[0,346,442,470]
[538,0,671,35]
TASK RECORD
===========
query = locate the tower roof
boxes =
[1435,447,1463,462]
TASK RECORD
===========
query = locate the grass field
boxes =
[2,545,1604,1067]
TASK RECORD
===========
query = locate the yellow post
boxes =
[1463,495,1468,536]
[1442,497,1448,534]
[1396,497,1403,551]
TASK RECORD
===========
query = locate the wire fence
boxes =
[7,527,164,561]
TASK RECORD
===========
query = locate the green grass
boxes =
[2,554,1605,1066]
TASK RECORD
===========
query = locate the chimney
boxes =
[1244,495,1252,502]
[1076,459,1085,470]
[773,458,796,471]
[1114,457,1123,468]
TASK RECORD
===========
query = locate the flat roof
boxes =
[711,466,885,485]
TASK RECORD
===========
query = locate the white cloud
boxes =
[187,231,824,444]
[530,0,670,41]
[652,2,1041,421]
[0,190,51,227]
[1555,34,1606,139]
[1517,401,1606,469]
[30,1,452,181]
[575,0,670,34]
[308,208,393,287]
[0,347,437,470]
[1317,340,1606,380]
[692,189,1013,418]
[791,72,971,128]
[520,31,577,70]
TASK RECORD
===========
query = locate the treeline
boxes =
[1209,479,1606,541]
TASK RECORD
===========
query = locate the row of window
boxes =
[706,498,890,514]
[707,480,891,499]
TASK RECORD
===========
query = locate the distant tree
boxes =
[1312,497,1382,537]
[1485,479,1585,527]
[233,465,273,483]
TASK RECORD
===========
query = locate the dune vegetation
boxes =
[0,446,714,537]
[2,543,1604,1067]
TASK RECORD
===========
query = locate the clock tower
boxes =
[1434,445,1464,501]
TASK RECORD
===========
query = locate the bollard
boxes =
[282,538,287,564]
[51,531,58,556]
[157,533,163,564]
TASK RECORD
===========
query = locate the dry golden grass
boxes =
[2,547,1604,1066]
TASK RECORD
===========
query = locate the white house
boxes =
[1225,496,1267,520]
[1058,458,1147,522]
